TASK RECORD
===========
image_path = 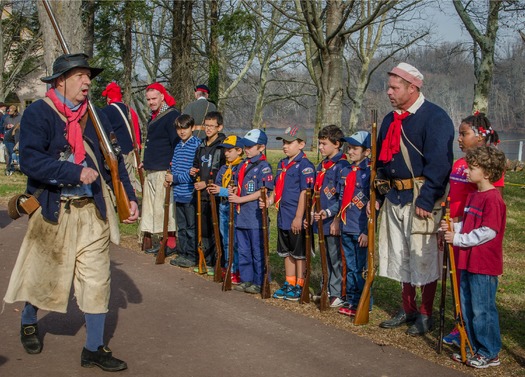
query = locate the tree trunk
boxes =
[82,0,95,57]
[122,1,133,105]
[37,0,86,72]
[208,0,219,106]
[171,0,194,109]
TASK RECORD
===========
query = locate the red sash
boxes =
[274,159,297,209]
[339,166,360,224]
[378,111,410,163]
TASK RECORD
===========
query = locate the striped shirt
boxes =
[171,135,201,203]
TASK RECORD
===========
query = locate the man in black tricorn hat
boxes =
[3,53,139,372]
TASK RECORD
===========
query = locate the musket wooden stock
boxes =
[300,186,312,304]
[209,180,223,282]
[314,191,329,311]
[42,0,131,222]
[354,109,378,325]
[444,197,473,362]
[260,182,271,299]
[156,180,171,264]
[222,181,236,291]
[196,176,207,274]
[437,202,448,354]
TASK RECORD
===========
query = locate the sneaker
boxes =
[244,284,261,294]
[329,297,345,308]
[81,345,127,372]
[442,328,460,347]
[231,272,241,285]
[451,351,473,364]
[234,281,252,292]
[193,266,211,274]
[207,268,215,276]
[284,285,301,301]
[273,282,292,299]
[172,257,195,268]
[466,354,500,369]
[338,303,356,317]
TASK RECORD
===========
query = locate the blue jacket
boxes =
[19,99,137,223]
[143,107,180,171]
[101,102,134,154]
[376,100,454,212]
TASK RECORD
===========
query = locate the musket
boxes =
[222,180,236,291]
[156,176,171,265]
[42,0,130,221]
[209,179,223,283]
[260,181,271,299]
[314,190,329,311]
[126,105,144,190]
[444,197,473,362]
[196,176,207,274]
[300,181,313,304]
[437,202,448,353]
[354,109,378,324]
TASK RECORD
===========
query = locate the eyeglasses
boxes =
[204,124,220,129]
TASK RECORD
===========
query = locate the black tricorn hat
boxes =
[41,53,103,83]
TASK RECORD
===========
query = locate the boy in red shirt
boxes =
[441,146,506,369]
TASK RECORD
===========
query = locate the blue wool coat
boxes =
[19,99,137,223]
[376,100,454,212]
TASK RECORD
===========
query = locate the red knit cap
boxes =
[146,82,176,107]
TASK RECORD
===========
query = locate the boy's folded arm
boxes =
[453,226,497,248]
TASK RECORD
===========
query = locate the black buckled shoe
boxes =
[379,309,418,329]
[81,345,127,372]
[21,324,42,354]
[406,314,433,336]
[145,245,160,255]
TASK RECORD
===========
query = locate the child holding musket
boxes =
[441,146,506,369]
[442,112,503,347]
[165,114,201,268]
[207,135,244,284]
[190,111,226,275]
[229,130,274,294]
[335,131,372,316]
[311,125,350,308]
[267,126,315,301]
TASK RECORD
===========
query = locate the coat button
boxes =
[54,211,59,218]
[59,184,64,188]
[391,169,396,173]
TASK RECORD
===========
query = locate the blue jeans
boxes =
[4,141,14,172]
[341,233,367,307]
[460,270,501,359]
[219,202,238,272]
[175,201,196,262]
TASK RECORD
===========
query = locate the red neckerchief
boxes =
[312,153,347,207]
[274,153,305,209]
[46,88,88,165]
[339,165,360,224]
[378,111,410,163]
[236,154,267,213]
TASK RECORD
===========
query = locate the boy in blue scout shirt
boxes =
[267,126,315,301]
[207,135,244,284]
[229,129,274,294]
[311,125,350,308]
[336,131,372,317]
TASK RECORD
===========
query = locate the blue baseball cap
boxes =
[341,131,371,149]
[240,129,268,147]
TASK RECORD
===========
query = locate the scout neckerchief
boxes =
[339,165,360,224]
[378,111,410,163]
[312,153,347,207]
[274,152,306,209]
[236,153,267,212]
[222,156,243,187]
[46,88,88,165]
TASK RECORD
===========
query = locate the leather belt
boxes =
[391,177,424,191]
[61,197,95,208]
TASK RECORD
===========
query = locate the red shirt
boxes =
[449,157,504,219]
[458,189,506,275]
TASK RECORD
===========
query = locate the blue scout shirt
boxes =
[274,151,315,230]
[235,153,274,230]
[314,151,350,234]
[339,158,370,235]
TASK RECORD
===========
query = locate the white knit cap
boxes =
[389,62,424,88]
